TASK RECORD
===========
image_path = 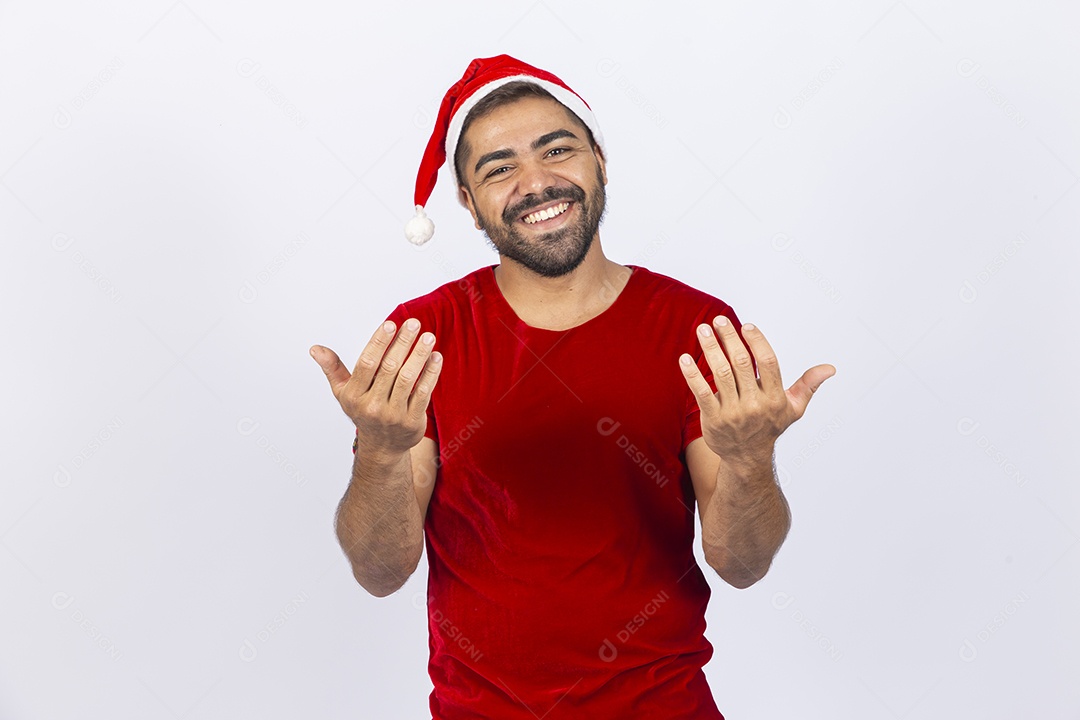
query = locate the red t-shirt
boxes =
[356,263,744,719]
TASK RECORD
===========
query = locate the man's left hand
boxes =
[679,315,835,466]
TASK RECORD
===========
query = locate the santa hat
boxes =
[405,54,606,245]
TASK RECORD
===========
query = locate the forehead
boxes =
[462,95,583,152]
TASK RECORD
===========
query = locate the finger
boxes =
[785,364,836,420]
[310,344,350,397]
[348,320,399,392]
[695,322,737,405]
[712,315,758,397]
[739,323,782,397]
[407,350,443,423]
[388,331,437,412]
[370,318,423,400]
[679,352,720,421]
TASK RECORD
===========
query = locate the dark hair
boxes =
[453,80,598,190]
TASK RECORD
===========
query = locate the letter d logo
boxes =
[596,417,621,437]
[771,591,795,611]
[52,591,75,610]
[773,106,792,130]
[54,105,72,130]
[238,279,258,304]
[956,58,981,79]
[771,232,795,252]
[239,639,258,662]
[956,417,979,437]
[236,58,261,78]
[236,417,260,437]
[959,279,978,304]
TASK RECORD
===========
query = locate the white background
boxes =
[2,1,1078,718]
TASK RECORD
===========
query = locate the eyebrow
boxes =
[472,128,581,176]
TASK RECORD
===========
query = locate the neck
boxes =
[493,237,631,327]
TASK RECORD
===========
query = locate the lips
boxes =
[519,200,573,226]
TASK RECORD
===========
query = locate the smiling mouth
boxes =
[520,201,572,226]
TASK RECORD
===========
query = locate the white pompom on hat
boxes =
[406,54,606,245]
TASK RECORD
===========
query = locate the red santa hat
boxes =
[405,54,606,245]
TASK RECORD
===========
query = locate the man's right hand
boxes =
[310,318,441,460]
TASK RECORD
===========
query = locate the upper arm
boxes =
[411,436,440,523]
[686,436,721,539]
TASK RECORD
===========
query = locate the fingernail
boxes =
[382,321,395,334]
[743,322,755,331]
[699,324,712,337]
[714,316,729,327]
[406,318,420,331]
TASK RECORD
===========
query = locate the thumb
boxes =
[786,363,836,420]
[310,345,351,395]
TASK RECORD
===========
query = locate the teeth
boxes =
[523,202,569,224]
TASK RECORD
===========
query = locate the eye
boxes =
[547,147,570,157]
[486,166,510,179]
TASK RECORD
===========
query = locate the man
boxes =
[310,55,835,720]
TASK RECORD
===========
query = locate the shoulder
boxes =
[631,265,737,321]
[383,265,489,325]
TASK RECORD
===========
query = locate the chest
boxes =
[432,326,689,471]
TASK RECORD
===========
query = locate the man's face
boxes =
[457,95,608,278]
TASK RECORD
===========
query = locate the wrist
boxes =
[719,442,775,477]
[353,439,409,473]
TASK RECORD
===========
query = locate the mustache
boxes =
[503,185,585,224]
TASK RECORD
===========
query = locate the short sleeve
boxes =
[681,303,750,453]
[352,302,439,455]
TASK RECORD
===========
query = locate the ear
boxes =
[459,184,483,231]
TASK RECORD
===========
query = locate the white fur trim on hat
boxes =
[444,74,606,206]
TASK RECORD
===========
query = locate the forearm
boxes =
[701,446,791,589]
[334,447,424,597]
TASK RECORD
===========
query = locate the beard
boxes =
[474,164,608,278]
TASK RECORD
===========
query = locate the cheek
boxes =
[487,195,515,223]
[474,195,508,227]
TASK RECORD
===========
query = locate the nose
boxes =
[516,156,558,197]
